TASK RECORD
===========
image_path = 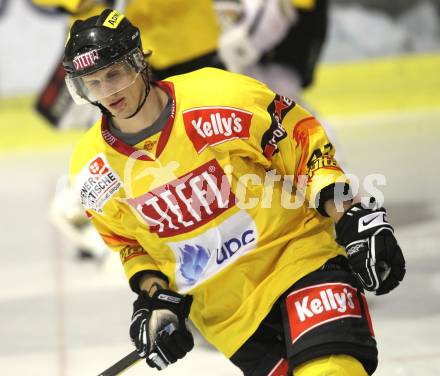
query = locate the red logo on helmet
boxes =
[73,50,99,71]
[89,157,109,175]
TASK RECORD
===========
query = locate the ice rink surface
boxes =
[1,55,440,375]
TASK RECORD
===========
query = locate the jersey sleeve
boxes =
[236,79,351,215]
[69,129,164,292]
[281,106,351,215]
[86,211,163,292]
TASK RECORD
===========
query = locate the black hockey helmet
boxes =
[63,9,149,104]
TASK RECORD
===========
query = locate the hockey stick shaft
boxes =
[97,350,141,376]
[98,324,176,374]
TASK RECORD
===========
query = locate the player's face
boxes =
[82,62,145,117]
[100,73,146,118]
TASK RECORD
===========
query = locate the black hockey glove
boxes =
[129,289,194,370]
[335,200,406,295]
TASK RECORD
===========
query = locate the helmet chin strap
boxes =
[123,72,150,119]
[94,70,150,119]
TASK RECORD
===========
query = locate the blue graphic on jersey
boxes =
[179,244,210,284]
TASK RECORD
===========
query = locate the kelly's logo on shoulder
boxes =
[183,106,253,153]
[76,153,123,213]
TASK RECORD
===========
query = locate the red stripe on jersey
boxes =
[100,233,140,247]
[100,80,176,161]
[268,358,288,376]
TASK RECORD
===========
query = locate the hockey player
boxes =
[216,0,328,100]
[215,0,342,165]
[65,9,405,375]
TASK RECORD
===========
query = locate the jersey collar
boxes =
[100,80,176,161]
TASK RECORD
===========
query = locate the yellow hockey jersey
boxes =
[70,68,348,357]
[33,0,220,69]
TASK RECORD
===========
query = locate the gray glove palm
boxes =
[130,289,194,370]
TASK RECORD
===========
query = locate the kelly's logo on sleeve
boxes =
[183,106,253,153]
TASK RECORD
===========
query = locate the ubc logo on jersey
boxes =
[183,106,252,153]
[261,95,295,158]
[286,283,362,345]
[167,211,258,293]
[73,50,99,71]
[76,153,122,213]
[179,245,210,284]
[126,159,235,237]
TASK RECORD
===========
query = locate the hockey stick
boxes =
[98,324,176,375]
[97,348,173,375]
[97,350,141,376]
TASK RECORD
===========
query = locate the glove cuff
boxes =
[134,290,193,319]
[316,182,352,217]
[335,201,393,247]
[132,291,152,312]
[151,290,193,318]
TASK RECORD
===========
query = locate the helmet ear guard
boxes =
[129,49,150,73]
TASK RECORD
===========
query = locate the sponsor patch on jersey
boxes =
[261,95,295,158]
[144,139,157,152]
[73,49,99,71]
[76,153,123,213]
[285,283,362,345]
[167,210,258,293]
[120,245,148,264]
[307,154,339,177]
[306,143,341,178]
[183,106,252,153]
[126,159,235,237]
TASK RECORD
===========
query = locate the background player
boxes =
[216,0,327,101]
[215,0,342,165]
